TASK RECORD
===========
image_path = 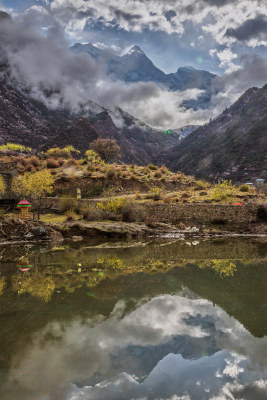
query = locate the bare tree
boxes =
[90,139,121,163]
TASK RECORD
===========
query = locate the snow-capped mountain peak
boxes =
[127,45,144,55]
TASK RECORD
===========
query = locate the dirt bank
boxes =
[0,216,63,243]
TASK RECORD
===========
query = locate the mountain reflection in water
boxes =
[0,238,266,400]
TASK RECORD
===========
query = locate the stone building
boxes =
[0,161,18,198]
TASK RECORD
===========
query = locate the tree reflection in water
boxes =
[11,271,55,302]
[198,259,238,278]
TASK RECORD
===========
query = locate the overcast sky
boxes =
[2,0,267,74]
[1,0,267,129]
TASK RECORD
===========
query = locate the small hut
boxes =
[17,264,32,272]
[17,199,32,220]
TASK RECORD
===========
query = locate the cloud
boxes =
[2,295,266,400]
[225,14,267,42]
[164,9,177,22]
[0,15,101,108]
[0,12,211,129]
[1,10,267,131]
[113,8,142,23]
[213,53,267,93]
[210,47,240,73]
[202,0,237,6]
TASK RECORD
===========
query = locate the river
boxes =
[0,237,266,400]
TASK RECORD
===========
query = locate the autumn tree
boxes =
[90,139,121,163]
[11,169,55,220]
[85,150,103,166]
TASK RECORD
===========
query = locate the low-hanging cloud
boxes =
[0,13,267,130]
[0,13,211,128]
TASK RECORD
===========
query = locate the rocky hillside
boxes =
[168,84,267,182]
[0,80,182,165]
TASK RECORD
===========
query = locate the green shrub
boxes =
[0,143,31,153]
[97,197,124,213]
[210,180,235,201]
[85,150,102,165]
[146,187,162,201]
[79,158,88,166]
[65,210,77,222]
[195,180,207,190]
[239,184,250,192]
[46,146,80,159]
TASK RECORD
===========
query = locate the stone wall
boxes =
[0,161,18,198]
[143,203,258,224]
[41,197,258,225]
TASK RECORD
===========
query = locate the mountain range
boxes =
[0,24,266,183]
[0,80,189,165]
[71,43,216,109]
[168,84,267,182]
[1,76,266,183]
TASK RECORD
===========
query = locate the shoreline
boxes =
[0,221,266,246]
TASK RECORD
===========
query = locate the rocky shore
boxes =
[0,216,266,245]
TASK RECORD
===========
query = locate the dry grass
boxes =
[64,158,79,167]
[39,214,68,223]
[46,158,59,169]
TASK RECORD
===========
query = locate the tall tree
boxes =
[90,139,121,163]
[11,169,55,220]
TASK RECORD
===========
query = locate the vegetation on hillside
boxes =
[0,141,265,224]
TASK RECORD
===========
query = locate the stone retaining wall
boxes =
[41,197,258,224]
[143,203,257,224]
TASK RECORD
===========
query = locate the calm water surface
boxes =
[0,238,266,400]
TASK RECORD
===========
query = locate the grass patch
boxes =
[39,214,70,223]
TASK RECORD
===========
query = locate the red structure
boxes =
[17,199,32,220]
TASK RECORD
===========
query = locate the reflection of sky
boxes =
[1,295,267,400]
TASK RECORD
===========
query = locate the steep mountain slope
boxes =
[0,81,66,147]
[0,80,183,165]
[87,108,183,165]
[168,84,267,182]
[71,43,216,108]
